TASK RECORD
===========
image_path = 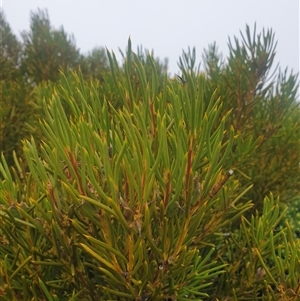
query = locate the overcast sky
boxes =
[2,0,299,76]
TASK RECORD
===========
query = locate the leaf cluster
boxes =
[200,24,300,210]
[0,9,110,168]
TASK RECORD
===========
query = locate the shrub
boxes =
[0,38,299,300]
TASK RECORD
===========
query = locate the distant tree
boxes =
[80,47,109,81]
[0,11,22,81]
[20,9,81,85]
[0,11,35,168]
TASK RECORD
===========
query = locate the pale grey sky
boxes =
[2,0,299,75]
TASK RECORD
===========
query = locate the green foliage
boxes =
[0,37,299,300]
[200,24,300,209]
[215,193,300,300]
[285,197,300,238]
[0,11,39,168]
[0,9,111,170]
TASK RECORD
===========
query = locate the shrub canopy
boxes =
[0,20,299,300]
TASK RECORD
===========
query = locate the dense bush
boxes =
[0,32,299,300]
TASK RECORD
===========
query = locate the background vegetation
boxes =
[0,9,299,300]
